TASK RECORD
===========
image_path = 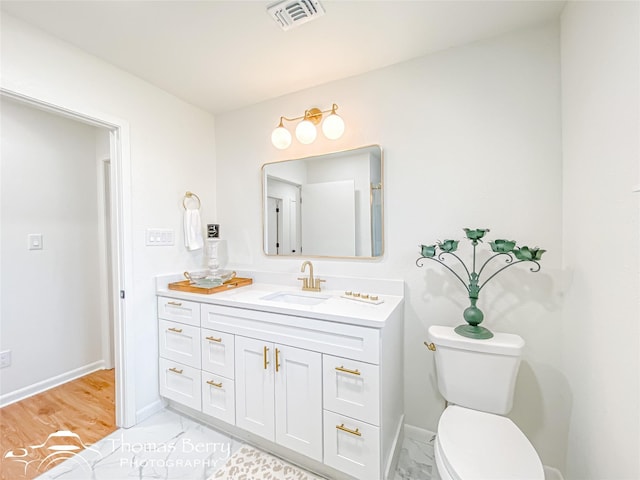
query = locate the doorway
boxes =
[0,88,134,429]
[265,176,301,255]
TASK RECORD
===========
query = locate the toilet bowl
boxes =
[433,405,544,480]
[428,326,544,480]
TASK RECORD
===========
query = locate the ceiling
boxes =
[1,1,565,115]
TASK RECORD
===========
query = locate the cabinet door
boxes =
[202,373,235,425]
[201,329,234,378]
[235,336,275,441]
[274,345,323,462]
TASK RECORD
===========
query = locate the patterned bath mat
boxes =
[210,444,325,480]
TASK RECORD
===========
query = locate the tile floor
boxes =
[393,426,436,480]
[31,408,435,480]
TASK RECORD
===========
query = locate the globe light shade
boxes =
[271,126,292,149]
[295,119,317,144]
[322,113,345,140]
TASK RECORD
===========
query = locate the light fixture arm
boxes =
[276,104,339,126]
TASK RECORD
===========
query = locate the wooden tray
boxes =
[168,277,253,295]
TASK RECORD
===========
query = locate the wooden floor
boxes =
[0,369,116,480]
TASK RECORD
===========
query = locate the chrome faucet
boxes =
[299,260,325,292]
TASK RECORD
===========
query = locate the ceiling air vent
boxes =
[267,0,326,31]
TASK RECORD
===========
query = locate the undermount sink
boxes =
[261,291,330,306]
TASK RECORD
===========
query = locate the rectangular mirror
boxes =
[262,145,383,258]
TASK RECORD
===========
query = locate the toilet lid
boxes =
[437,406,544,480]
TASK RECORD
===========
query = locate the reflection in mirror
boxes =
[262,145,383,258]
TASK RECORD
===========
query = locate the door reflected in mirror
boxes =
[262,145,383,258]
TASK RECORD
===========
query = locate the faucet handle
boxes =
[314,278,326,290]
[297,277,309,289]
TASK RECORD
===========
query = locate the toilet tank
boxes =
[428,325,524,415]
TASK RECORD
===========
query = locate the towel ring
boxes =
[183,191,201,210]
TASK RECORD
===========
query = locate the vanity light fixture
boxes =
[271,104,345,149]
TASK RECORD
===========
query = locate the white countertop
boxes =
[156,273,404,328]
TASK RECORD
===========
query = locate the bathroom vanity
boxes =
[156,271,404,480]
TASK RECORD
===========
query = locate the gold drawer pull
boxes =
[206,336,222,343]
[168,327,183,333]
[335,366,361,376]
[263,346,269,370]
[336,424,362,437]
[169,367,183,374]
[206,380,223,388]
[275,348,281,373]
[167,301,182,306]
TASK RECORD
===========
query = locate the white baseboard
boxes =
[0,360,106,408]
[136,398,167,424]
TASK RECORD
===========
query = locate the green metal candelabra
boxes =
[416,228,545,340]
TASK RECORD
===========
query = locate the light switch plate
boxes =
[28,233,43,250]
[145,229,175,246]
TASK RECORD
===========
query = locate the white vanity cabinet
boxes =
[157,285,403,480]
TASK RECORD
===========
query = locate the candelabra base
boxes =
[454,324,494,340]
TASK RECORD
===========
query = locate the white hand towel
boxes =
[184,208,204,251]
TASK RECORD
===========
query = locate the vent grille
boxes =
[267,0,326,31]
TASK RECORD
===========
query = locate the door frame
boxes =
[0,87,136,428]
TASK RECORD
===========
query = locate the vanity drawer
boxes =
[202,329,234,378]
[323,355,380,426]
[159,319,201,368]
[202,373,235,425]
[323,410,380,480]
[158,296,200,327]
[159,358,201,411]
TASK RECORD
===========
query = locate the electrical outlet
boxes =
[0,350,11,368]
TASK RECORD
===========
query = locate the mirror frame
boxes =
[261,144,384,260]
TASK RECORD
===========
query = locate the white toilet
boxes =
[428,325,545,480]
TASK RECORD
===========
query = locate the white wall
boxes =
[560,2,640,479]
[215,22,565,468]
[0,14,217,418]
[0,98,103,399]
